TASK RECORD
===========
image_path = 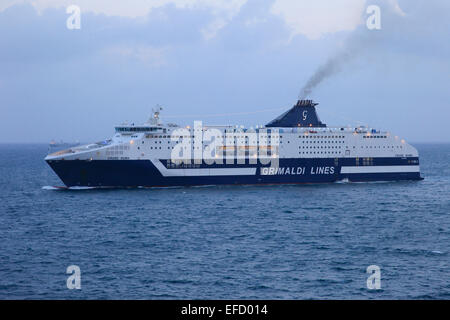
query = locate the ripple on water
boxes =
[0,143,449,299]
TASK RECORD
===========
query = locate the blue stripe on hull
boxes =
[160,157,419,168]
[46,158,422,187]
[341,172,421,182]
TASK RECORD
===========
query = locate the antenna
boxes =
[148,104,163,125]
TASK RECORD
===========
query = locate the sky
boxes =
[0,0,449,143]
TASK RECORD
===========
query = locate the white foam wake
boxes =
[42,186,66,190]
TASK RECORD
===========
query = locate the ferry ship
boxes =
[45,100,422,187]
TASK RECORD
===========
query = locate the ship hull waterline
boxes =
[46,157,422,188]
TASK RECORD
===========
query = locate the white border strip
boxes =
[341,165,420,174]
[152,160,257,177]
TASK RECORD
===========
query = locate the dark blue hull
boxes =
[46,157,422,187]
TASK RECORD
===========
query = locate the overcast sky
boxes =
[0,0,449,143]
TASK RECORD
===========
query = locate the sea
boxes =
[0,143,448,299]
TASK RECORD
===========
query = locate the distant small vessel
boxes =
[45,100,423,187]
[48,140,80,152]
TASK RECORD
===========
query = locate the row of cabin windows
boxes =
[144,140,282,145]
[361,146,402,148]
[148,135,321,140]
[300,151,341,155]
[300,146,342,149]
[149,137,278,144]
[144,138,347,145]
[139,139,400,149]
[303,140,344,144]
[280,140,346,144]
[144,139,395,147]
[116,127,158,132]
[143,134,350,140]
[299,135,345,139]
[142,145,402,152]
[363,136,387,138]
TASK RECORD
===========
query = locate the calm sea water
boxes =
[0,143,449,299]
